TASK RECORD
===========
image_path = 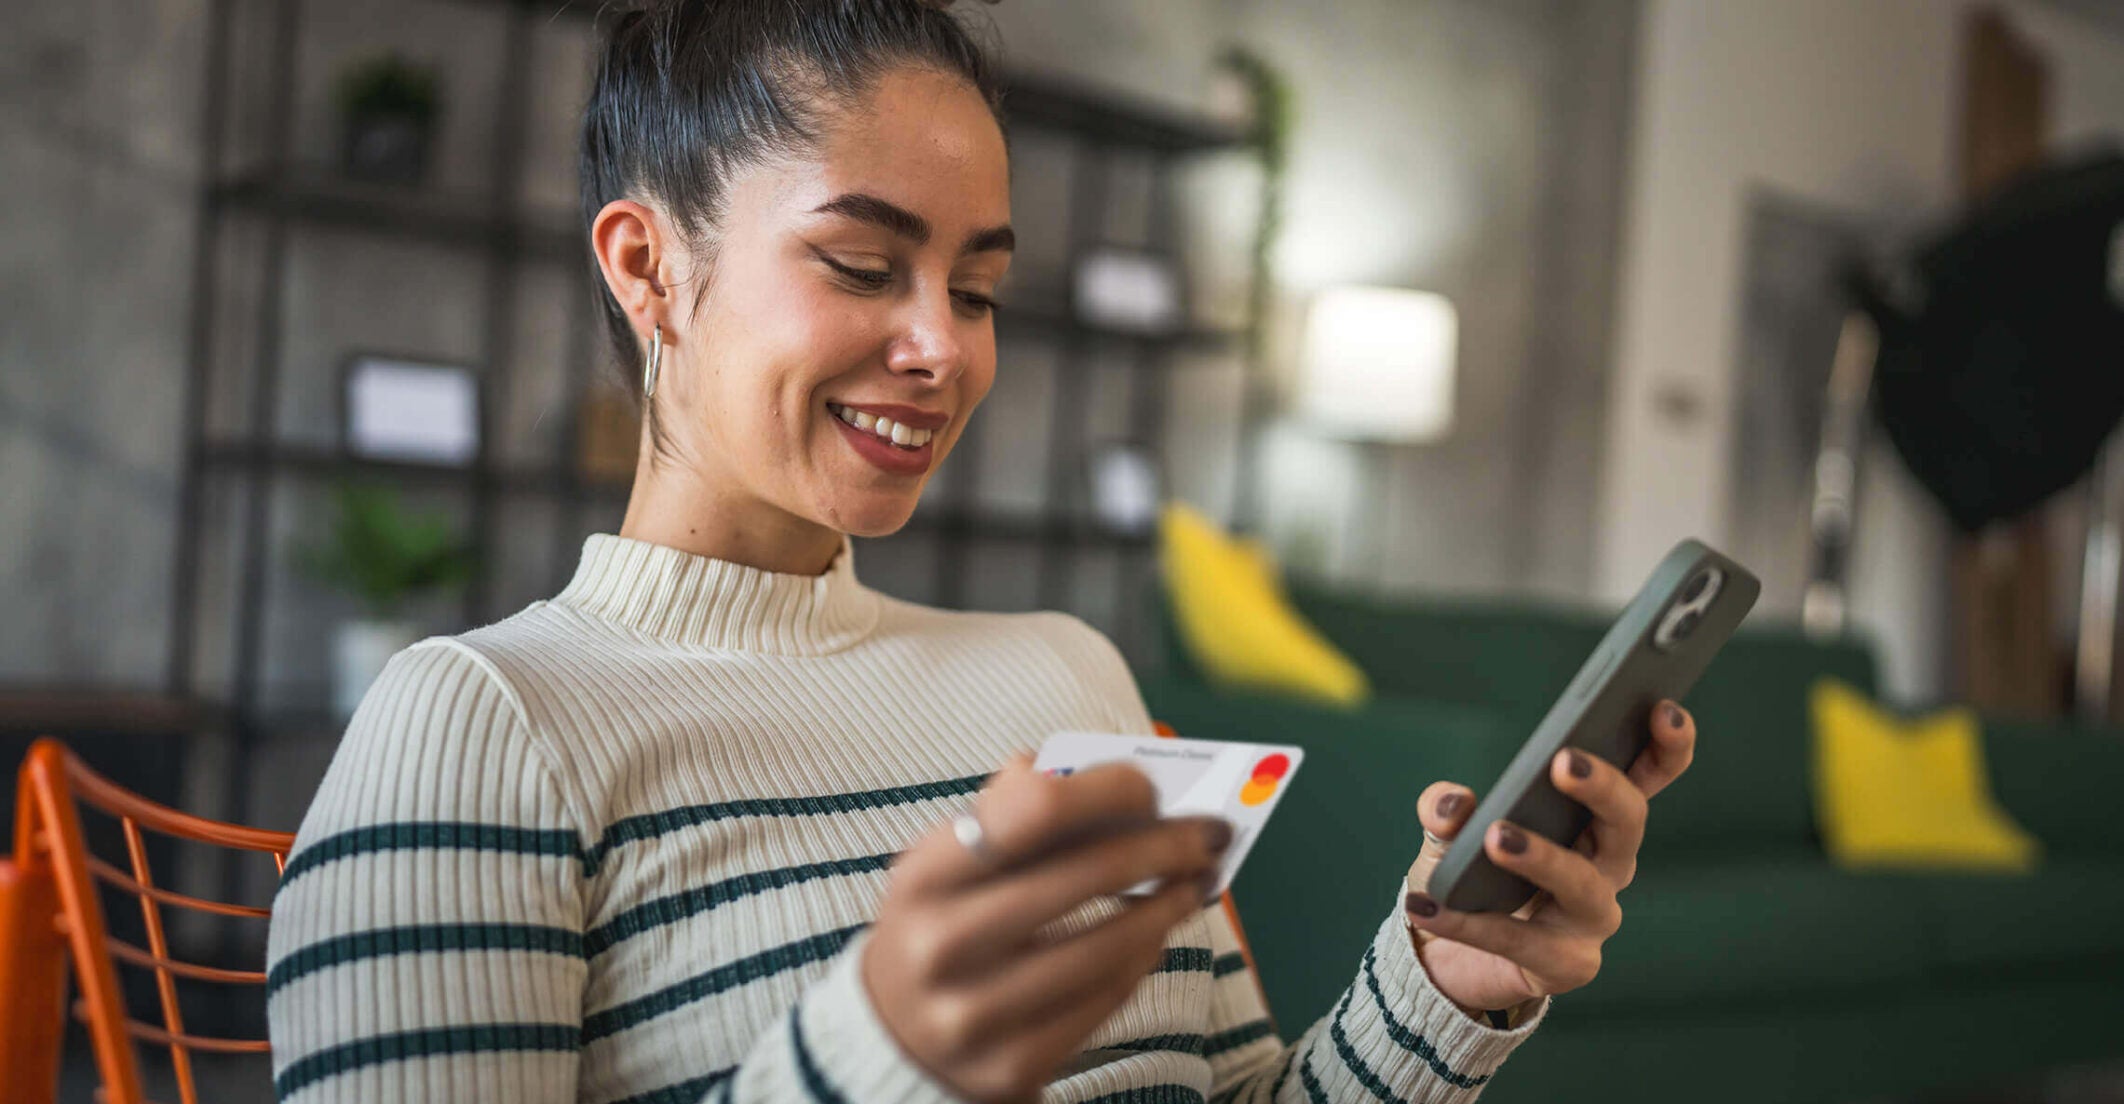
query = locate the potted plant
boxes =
[335,52,440,185]
[301,483,473,718]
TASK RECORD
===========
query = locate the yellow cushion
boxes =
[1159,503,1369,708]
[1808,679,2040,873]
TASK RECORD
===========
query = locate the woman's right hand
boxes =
[861,752,1234,1104]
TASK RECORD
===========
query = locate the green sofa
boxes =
[1139,586,2124,1104]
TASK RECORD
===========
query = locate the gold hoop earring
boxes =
[642,323,663,399]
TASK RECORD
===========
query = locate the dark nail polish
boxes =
[1437,792,1466,820]
[1665,702,1686,730]
[1497,823,1528,855]
[1405,891,1439,918]
[1567,750,1592,779]
[1203,819,1235,855]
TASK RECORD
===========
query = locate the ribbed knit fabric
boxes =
[266,534,1549,1104]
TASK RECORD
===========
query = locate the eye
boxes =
[952,289,1001,318]
[817,252,892,292]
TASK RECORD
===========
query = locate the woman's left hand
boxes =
[1401,700,1698,1019]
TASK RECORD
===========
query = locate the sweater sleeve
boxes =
[267,641,974,1104]
[703,926,973,1103]
[266,642,592,1103]
[1201,882,1549,1104]
[1035,614,1551,1098]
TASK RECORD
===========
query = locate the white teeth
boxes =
[830,403,937,448]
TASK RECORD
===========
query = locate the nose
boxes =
[883,289,967,386]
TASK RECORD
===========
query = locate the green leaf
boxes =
[336,52,440,120]
[297,483,475,618]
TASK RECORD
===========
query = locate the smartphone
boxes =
[1424,539,1760,913]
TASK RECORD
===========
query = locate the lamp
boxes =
[1295,286,1459,580]
[1298,285,1458,442]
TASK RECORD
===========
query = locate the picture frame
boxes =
[1072,246,1186,336]
[340,353,482,465]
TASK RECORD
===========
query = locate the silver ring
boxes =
[1423,828,1451,850]
[952,813,991,862]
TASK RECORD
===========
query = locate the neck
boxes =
[619,453,843,577]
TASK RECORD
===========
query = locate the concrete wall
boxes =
[1,0,205,683]
[1594,0,2124,703]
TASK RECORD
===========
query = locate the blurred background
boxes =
[5,0,2124,1101]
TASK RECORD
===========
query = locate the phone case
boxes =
[1424,539,1761,913]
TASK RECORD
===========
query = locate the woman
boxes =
[265,2,1698,1101]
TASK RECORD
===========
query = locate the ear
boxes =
[591,199,674,339]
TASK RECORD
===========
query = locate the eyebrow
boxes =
[811,192,1014,255]
[963,224,1016,255]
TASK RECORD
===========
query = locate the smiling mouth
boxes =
[826,402,938,450]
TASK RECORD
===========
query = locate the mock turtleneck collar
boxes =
[553,534,881,655]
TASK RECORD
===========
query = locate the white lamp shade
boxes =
[1298,286,1457,442]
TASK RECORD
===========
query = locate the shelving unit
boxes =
[165,0,1268,801]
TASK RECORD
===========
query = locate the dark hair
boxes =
[579,0,1006,395]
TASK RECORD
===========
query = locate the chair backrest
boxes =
[1,738,293,1104]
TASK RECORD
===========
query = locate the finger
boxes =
[1548,747,1648,889]
[1479,820,1621,938]
[884,754,1053,893]
[1401,889,1601,992]
[1629,700,1696,799]
[981,760,1166,864]
[1414,781,1477,856]
[963,876,1205,1058]
[907,760,1164,893]
[943,816,1229,964]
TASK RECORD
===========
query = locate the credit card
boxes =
[1032,731,1304,899]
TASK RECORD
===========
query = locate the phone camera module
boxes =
[1653,609,1697,651]
[1654,566,1723,652]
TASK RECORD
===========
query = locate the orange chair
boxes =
[0,738,293,1104]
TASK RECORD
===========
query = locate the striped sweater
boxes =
[265,533,1549,1103]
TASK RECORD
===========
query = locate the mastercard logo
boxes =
[1238,753,1291,807]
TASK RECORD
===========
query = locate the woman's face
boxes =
[656,66,1012,540]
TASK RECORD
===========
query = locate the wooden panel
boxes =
[1959,7,2049,201]
[1950,7,2058,716]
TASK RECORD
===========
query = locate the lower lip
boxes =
[832,413,935,476]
